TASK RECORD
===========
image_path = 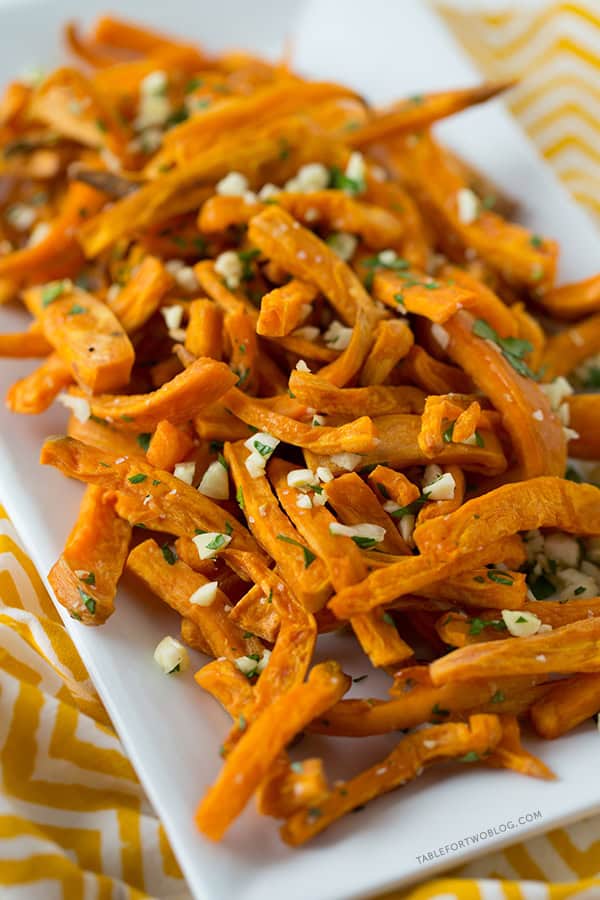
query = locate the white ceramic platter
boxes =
[1,1,599,898]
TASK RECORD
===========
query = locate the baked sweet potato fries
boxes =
[1,15,599,845]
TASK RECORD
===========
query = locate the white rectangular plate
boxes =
[1,1,599,898]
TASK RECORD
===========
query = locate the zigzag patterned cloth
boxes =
[2,3,600,898]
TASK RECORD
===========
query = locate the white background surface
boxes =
[0,2,599,899]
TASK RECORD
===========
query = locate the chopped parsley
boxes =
[136,432,152,452]
[80,572,95,586]
[236,486,245,510]
[206,533,228,551]
[352,535,378,550]
[458,751,480,763]
[487,570,514,586]
[276,534,316,568]
[469,617,507,635]
[574,585,586,596]
[238,714,247,731]
[78,588,96,615]
[238,247,261,281]
[527,572,555,600]
[67,304,86,315]
[431,703,450,718]
[128,473,147,484]
[161,544,177,566]
[329,165,364,196]
[490,689,505,704]
[530,234,543,248]
[41,280,68,306]
[290,761,303,773]
[252,439,273,457]
[472,318,537,379]
[382,612,395,627]
[353,674,368,683]
[362,253,410,289]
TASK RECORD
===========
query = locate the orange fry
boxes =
[48,486,131,625]
[195,661,350,840]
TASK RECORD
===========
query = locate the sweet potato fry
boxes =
[359,318,413,385]
[397,345,473,394]
[185,299,223,359]
[367,466,420,507]
[68,357,237,430]
[223,386,377,454]
[25,282,134,394]
[540,311,600,380]
[566,394,600,460]
[484,715,555,780]
[48,485,131,625]
[422,566,526,610]
[229,583,281,642]
[443,310,565,478]
[225,441,331,612]
[0,328,52,357]
[67,414,145,459]
[270,458,413,666]
[538,272,600,321]
[309,675,541,737]
[530,673,600,739]
[349,82,512,147]
[257,757,329,819]
[329,535,524,617]
[281,715,503,845]
[224,308,259,394]
[306,414,506,477]
[6,352,72,414]
[372,269,475,324]
[195,657,256,719]
[107,255,174,334]
[390,131,558,292]
[414,476,600,561]
[40,435,259,552]
[325,473,410,555]
[256,279,318,337]
[288,370,425,416]
[127,539,261,659]
[430,617,600,685]
[248,206,379,386]
[195,660,350,840]
[0,182,106,283]
[438,264,518,337]
[146,419,194,470]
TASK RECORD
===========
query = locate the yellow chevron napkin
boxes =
[2,3,600,899]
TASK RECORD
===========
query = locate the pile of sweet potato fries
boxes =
[1,15,600,845]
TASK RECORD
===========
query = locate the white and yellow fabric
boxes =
[2,3,600,898]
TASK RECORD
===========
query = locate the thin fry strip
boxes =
[223,386,377,453]
[281,715,503,845]
[25,282,134,394]
[107,255,174,334]
[349,82,512,147]
[359,318,413,385]
[5,352,72,414]
[127,539,261,659]
[309,676,543,737]
[195,657,256,719]
[372,269,475,323]
[195,661,351,840]
[248,206,379,386]
[324,473,410,555]
[430,618,600,685]
[288,370,425,416]
[329,535,524,617]
[48,485,131,625]
[530,673,600,739]
[70,357,237,430]
[0,328,52,357]
[40,436,259,552]
[443,310,566,477]
[225,441,331,611]
[185,298,223,359]
[540,311,600,380]
[484,716,555,780]
[413,476,600,561]
[566,394,600,460]
[256,279,318,337]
